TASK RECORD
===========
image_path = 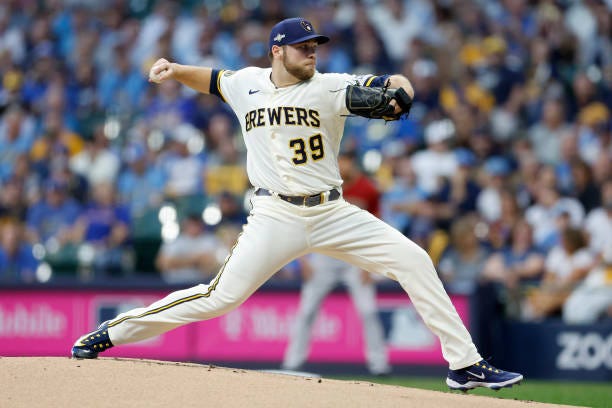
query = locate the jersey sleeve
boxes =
[209,68,253,108]
[209,69,226,101]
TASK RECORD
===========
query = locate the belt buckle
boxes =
[304,194,321,207]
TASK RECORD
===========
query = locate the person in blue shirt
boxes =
[26,179,82,245]
[117,143,165,218]
[0,106,36,181]
[68,181,132,277]
[0,220,39,283]
[380,154,427,237]
[97,45,147,114]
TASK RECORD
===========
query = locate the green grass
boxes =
[333,376,612,407]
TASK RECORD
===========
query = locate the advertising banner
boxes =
[0,289,469,365]
[498,321,612,381]
[194,293,469,364]
[0,291,191,360]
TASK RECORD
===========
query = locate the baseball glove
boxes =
[345,83,412,121]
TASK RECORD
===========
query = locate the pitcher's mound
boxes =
[0,357,566,408]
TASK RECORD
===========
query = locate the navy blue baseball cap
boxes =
[269,18,329,50]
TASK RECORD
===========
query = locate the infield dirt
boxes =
[1,357,575,408]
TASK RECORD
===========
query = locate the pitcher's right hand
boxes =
[149,58,174,84]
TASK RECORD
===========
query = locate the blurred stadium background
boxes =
[0,0,610,387]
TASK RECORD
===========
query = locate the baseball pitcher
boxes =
[72,17,523,391]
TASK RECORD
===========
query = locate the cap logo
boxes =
[300,20,312,32]
[273,33,286,42]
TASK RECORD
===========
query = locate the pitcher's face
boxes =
[282,40,318,80]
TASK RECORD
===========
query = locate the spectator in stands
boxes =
[406,58,440,122]
[30,110,84,171]
[0,219,38,283]
[570,72,602,122]
[528,98,571,165]
[0,56,25,111]
[131,2,178,70]
[569,158,601,213]
[591,150,611,188]
[0,7,26,66]
[0,105,36,181]
[146,78,198,133]
[476,156,512,223]
[522,227,595,321]
[466,126,501,167]
[513,149,541,208]
[0,176,27,222]
[583,178,612,255]
[67,181,132,277]
[216,191,247,229]
[161,123,206,199]
[91,7,124,72]
[380,155,427,237]
[563,246,612,324]
[525,183,585,251]
[10,153,41,207]
[117,143,165,218]
[448,103,481,149]
[68,59,105,138]
[576,102,610,166]
[20,20,57,115]
[156,213,221,284]
[46,147,89,204]
[351,18,391,75]
[481,218,545,317]
[191,16,224,69]
[39,75,78,131]
[411,118,458,195]
[204,113,243,166]
[26,178,81,246]
[554,128,580,194]
[481,190,524,253]
[474,35,524,109]
[69,124,120,185]
[366,0,437,64]
[97,44,147,114]
[438,215,490,295]
[430,148,481,224]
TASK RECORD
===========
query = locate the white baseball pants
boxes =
[282,254,390,375]
[107,195,481,369]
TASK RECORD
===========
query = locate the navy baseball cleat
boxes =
[71,321,114,359]
[446,360,523,391]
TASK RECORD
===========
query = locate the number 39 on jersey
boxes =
[289,134,325,165]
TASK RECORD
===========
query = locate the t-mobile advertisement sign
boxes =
[194,293,468,364]
[0,290,468,365]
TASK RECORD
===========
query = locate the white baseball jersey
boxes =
[212,67,373,195]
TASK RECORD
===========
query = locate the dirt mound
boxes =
[0,357,568,408]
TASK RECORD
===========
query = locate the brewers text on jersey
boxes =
[245,106,320,131]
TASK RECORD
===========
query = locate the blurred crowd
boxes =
[0,0,610,323]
